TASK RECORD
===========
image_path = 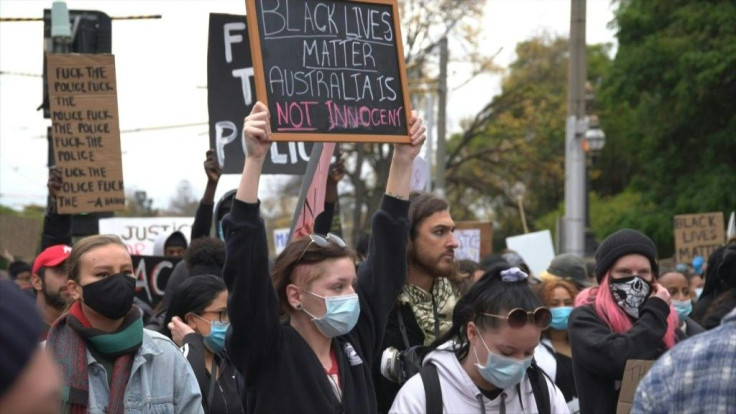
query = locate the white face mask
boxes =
[301,291,361,338]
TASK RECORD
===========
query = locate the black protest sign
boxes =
[208,13,317,174]
[246,0,411,143]
[132,255,181,308]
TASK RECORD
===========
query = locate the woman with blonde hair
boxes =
[47,234,202,413]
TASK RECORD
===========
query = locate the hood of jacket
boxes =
[152,230,188,257]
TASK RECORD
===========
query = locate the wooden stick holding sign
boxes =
[246,0,412,143]
[47,53,125,214]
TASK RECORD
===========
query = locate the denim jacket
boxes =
[86,329,204,413]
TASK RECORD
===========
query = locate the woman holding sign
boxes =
[223,101,425,413]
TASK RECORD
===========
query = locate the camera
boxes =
[379,345,428,384]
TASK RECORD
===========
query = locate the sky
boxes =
[0,0,618,212]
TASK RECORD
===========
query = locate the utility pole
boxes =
[563,0,587,257]
[435,36,448,198]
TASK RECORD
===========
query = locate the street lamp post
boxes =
[583,115,605,256]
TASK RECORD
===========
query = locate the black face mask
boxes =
[81,273,136,319]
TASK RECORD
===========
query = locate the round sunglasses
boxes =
[481,307,552,329]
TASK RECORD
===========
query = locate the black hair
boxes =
[162,274,226,339]
[431,263,543,361]
[184,236,226,276]
[701,245,728,298]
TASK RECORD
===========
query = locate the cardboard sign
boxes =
[98,217,193,256]
[0,215,42,262]
[505,230,555,278]
[273,227,291,255]
[246,0,412,143]
[616,359,655,414]
[455,221,493,262]
[132,255,181,308]
[47,53,125,214]
[207,13,317,175]
[674,212,725,264]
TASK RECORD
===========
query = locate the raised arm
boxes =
[190,149,222,239]
[223,102,278,380]
[353,111,426,358]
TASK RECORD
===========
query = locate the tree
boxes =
[444,35,612,247]
[166,180,199,217]
[595,0,736,256]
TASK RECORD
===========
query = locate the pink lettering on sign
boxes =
[275,101,318,131]
[325,100,403,130]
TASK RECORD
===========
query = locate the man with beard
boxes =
[30,244,72,339]
[373,192,460,413]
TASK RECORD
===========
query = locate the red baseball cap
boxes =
[32,244,72,275]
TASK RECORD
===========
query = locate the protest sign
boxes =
[505,230,555,278]
[674,212,725,264]
[132,255,181,308]
[47,53,125,214]
[246,0,411,143]
[273,227,291,255]
[98,217,193,256]
[454,221,493,262]
[0,215,41,261]
[616,359,655,414]
[207,13,316,174]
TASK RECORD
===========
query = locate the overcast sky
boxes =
[0,0,618,211]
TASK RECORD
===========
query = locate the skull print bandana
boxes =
[609,276,651,318]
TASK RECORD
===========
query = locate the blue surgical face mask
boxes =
[672,299,692,323]
[695,288,703,300]
[473,329,533,389]
[549,306,573,330]
[302,291,360,338]
[193,314,229,353]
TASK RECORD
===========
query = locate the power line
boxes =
[0,15,162,22]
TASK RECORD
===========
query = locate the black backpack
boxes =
[419,360,552,414]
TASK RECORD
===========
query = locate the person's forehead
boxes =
[419,210,454,229]
[551,286,572,299]
[488,324,540,349]
[659,272,688,287]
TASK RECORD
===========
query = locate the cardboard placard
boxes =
[246,0,412,143]
[674,212,725,264]
[98,217,193,256]
[132,255,182,308]
[616,359,655,414]
[454,221,493,262]
[0,215,42,262]
[208,13,318,175]
[47,53,125,214]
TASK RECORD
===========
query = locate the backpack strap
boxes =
[420,363,443,414]
[527,361,551,414]
[397,307,412,350]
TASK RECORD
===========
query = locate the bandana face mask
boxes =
[610,276,651,319]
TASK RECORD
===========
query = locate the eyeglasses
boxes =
[482,307,552,329]
[295,233,347,264]
[194,309,229,324]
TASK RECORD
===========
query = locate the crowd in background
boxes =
[1,102,735,413]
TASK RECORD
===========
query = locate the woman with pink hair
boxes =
[569,229,679,414]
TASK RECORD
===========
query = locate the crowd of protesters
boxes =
[2,101,735,414]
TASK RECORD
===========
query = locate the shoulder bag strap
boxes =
[420,363,443,414]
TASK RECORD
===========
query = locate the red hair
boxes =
[576,274,678,349]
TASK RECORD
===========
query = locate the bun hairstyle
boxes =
[432,264,543,360]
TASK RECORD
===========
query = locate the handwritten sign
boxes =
[47,53,125,214]
[246,0,411,143]
[132,255,182,308]
[455,222,493,262]
[98,217,193,256]
[273,227,291,255]
[616,359,655,414]
[506,230,555,278]
[0,215,41,262]
[208,13,318,174]
[674,212,725,264]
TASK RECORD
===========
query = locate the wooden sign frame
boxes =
[245,0,412,143]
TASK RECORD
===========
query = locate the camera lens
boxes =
[380,347,401,383]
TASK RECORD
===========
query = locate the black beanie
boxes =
[594,228,659,283]
[0,280,44,396]
[165,231,188,249]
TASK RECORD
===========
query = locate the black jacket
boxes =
[569,299,670,414]
[224,196,409,413]
[373,303,424,413]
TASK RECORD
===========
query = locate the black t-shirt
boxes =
[554,352,576,402]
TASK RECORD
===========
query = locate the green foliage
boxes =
[596,0,736,221]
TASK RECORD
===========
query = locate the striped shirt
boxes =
[633,308,736,414]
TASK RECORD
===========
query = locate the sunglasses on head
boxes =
[295,233,348,264]
[482,307,552,329]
